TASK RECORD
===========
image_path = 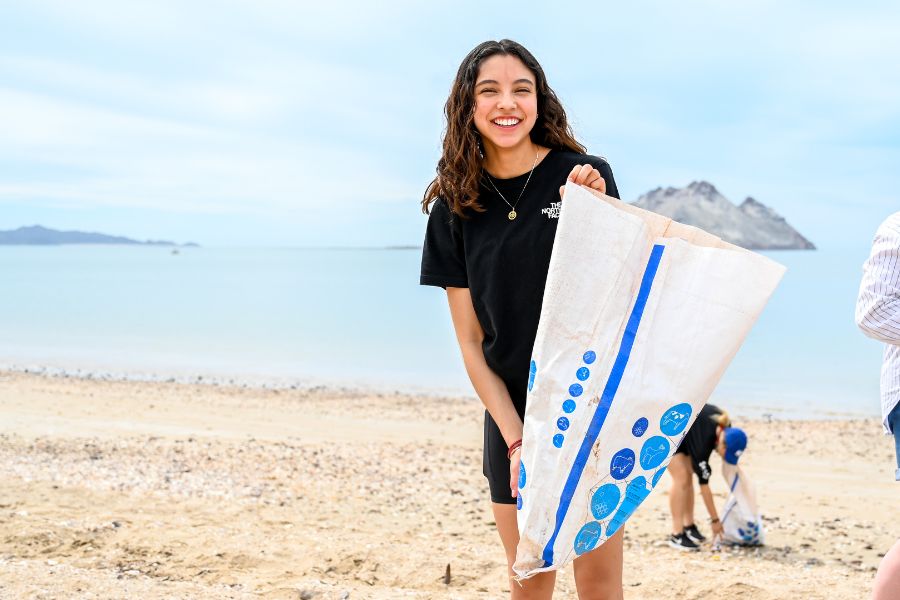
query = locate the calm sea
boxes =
[0,245,883,419]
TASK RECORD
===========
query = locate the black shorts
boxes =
[483,410,517,504]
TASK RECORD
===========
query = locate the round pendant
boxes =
[508,210,517,220]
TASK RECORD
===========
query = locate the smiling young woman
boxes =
[420,39,623,600]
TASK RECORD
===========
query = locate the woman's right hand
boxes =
[509,448,522,499]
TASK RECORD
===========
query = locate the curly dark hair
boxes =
[421,39,586,217]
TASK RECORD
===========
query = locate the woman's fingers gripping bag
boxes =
[513,182,785,579]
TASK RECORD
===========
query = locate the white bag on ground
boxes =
[720,462,765,546]
[513,183,784,579]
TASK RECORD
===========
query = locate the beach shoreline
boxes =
[0,361,879,422]
[0,370,895,599]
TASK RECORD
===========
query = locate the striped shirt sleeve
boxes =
[856,213,900,345]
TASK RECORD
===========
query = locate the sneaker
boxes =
[684,523,707,544]
[668,532,700,551]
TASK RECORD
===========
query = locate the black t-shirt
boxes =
[678,403,723,485]
[419,149,619,414]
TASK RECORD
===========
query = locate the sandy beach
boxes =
[0,369,896,599]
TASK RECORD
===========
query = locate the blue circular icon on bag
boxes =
[528,360,537,392]
[590,483,621,520]
[639,436,670,470]
[569,383,583,397]
[659,403,692,437]
[632,417,649,437]
[576,367,590,381]
[651,466,667,488]
[519,461,526,489]
[517,494,522,510]
[573,521,603,555]
[609,448,635,480]
[553,434,564,448]
[562,399,576,414]
[583,350,596,364]
[557,417,570,431]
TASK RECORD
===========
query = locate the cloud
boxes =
[1,1,898,245]
[0,52,422,216]
[0,144,417,215]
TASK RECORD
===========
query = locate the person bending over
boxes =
[667,404,746,551]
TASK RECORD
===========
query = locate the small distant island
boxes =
[0,225,199,247]
[633,181,814,250]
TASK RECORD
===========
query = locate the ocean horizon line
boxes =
[0,243,422,251]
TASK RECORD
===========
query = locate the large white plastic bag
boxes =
[720,462,765,546]
[513,182,784,579]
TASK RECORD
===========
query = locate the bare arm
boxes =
[446,287,523,447]
[447,287,525,498]
[698,483,724,535]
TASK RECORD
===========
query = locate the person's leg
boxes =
[492,502,556,600]
[667,453,693,534]
[873,539,900,599]
[666,453,700,550]
[572,527,624,600]
[683,474,696,529]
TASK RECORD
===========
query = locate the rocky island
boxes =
[633,181,814,250]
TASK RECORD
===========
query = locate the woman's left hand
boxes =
[711,520,725,537]
[559,164,606,199]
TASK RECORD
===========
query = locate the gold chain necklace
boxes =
[484,150,540,221]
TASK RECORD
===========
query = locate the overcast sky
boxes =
[1,1,898,247]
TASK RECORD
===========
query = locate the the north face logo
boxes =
[541,201,561,219]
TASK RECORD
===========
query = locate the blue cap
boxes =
[723,427,747,465]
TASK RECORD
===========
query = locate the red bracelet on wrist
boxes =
[507,439,523,459]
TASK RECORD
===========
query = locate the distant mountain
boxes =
[632,181,814,250]
[0,225,199,247]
